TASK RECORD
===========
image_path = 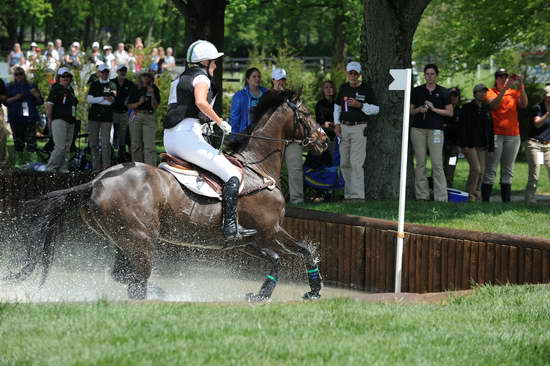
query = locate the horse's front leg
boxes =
[240,244,280,302]
[276,228,322,300]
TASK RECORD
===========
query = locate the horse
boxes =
[4,90,329,301]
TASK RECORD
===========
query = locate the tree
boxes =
[362,0,431,199]
[0,0,51,49]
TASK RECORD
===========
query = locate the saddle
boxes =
[159,153,276,199]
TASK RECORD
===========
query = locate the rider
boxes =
[163,40,257,244]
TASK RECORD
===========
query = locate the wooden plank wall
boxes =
[283,216,550,293]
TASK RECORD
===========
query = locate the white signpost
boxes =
[389,68,412,293]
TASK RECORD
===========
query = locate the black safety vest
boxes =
[163,67,216,129]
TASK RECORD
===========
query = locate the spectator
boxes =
[90,41,104,65]
[5,67,43,167]
[103,45,116,77]
[127,72,160,165]
[459,83,494,201]
[481,68,528,202]
[163,47,176,72]
[54,39,65,60]
[64,42,82,68]
[134,37,144,72]
[0,79,9,168]
[114,42,129,67]
[156,47,166,75]
[87,64,117,172]
[111,64,136,163]
[524,85,550,203]
[312,80,338,166]
[271,68,304,203]
[45,41,60,70]
[150,48,159,73]
[334,61,380,201]
[15,56,30,74]
[230,67,267,134]
[26,42,38,59]
[410,64,453,201]
[127,46,137,73]
[7,43,24,68]
[443,87,462,187]
[45,67,78,172]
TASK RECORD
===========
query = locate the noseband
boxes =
[285,100,322,147]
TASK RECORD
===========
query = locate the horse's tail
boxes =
[2,181,95,286]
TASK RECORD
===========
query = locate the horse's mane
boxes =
[228,89,298,153]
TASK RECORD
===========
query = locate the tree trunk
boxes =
[362,0,431,199]
[331,1,347,72]
[172,0,227,114]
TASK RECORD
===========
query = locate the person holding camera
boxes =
[481,68,528,202]
[127,72,160,166]
[87,63,117,172]
[111,65,136,163]
[410,64,453,201]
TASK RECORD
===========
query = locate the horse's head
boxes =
[283,93,328,154]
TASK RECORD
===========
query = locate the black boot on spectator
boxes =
[481,184,492,203]
[500,183,512,203]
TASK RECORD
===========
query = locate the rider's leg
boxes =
[222,175,257,241]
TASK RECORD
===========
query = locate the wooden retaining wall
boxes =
[284,208,550,292]
[2,171,549,293]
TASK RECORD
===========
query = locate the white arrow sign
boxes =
[389,69,409,90]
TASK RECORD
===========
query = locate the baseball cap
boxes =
[71,41,80,48]
[57,67,72,76]
[47,41,54,47]
[271,68,287,81]
[98,63,110,72]
[103,45,112,50]
[544,85,550,97]
[473,83,489,93]
[30,42,38,47]
[494,68,508,78]
[346,61,361,73]
[117,64,128,72]
[92,41,100,48]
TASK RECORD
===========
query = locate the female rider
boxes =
[163,40,257,244]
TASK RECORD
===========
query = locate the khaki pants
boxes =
[483,135,520,185]
[130,112,157,166]
[88,120,112,172]
[410,127,447,201]
[525,139,550,203]
[112,112,129,151]
[46,119,74,171]
[462,147,487,201]
[284,142,304,203]
[0,109,9,165]
[339,124,366,199]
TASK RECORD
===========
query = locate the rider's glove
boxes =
[220,120,232,134]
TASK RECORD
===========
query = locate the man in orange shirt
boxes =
[481,68,528,202]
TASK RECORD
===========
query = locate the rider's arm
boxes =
[194,81,223,125]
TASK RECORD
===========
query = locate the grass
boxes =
[298,159,550,239]
[1,284,550,365]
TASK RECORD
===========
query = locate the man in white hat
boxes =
[27,42,38,59]
[334,61,380,201]
[271,68,287,91]
[87,63,117,172]
[89,41,103,65]
[103,45,116,71]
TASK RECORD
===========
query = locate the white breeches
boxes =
[164,118,241,183]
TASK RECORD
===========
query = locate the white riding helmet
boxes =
[186,40,224,63]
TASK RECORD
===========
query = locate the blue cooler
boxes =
[448,188,469,203]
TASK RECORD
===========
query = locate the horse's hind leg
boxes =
[276,228,322,300]
[240,244,280,302]
[111,247,132,284]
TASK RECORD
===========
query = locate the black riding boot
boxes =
[500,183,512,203]
[481,183,493,203]
[222,177,257,244]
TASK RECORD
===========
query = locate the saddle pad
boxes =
[159,162,221,199]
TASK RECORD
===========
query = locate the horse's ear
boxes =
[292,88,303,103]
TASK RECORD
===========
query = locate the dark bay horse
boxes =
[5,90,328,301]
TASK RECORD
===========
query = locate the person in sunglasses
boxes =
[5,67,43,167]
[45,67,78,172]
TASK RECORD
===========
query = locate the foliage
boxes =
[2,284,550,364]
[413,0,550,73]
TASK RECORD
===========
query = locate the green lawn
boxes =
[298,159,550,239]
[1,284,550,365]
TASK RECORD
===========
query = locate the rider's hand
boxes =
[220,120,232,134]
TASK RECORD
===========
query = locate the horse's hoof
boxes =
[303,291,321,300]
[245,292,271,303]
